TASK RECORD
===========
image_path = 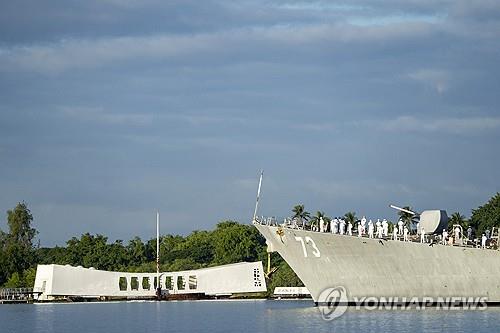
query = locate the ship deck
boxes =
[253,218,498,251]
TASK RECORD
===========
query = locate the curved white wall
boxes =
[34,262,266,300]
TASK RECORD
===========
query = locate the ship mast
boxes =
[252,170,272,276]
[253,170,263,222]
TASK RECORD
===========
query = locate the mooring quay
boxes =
[0,288,42,304]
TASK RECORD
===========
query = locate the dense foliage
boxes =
[0,202,38,287]
[469,192,500,236]
[34,221,269,272]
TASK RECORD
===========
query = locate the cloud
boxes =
[291,122,337,131]
[381,115,500,133]
[282,115,500,135]
[348,13,445,27]
[275,2,368,12]
[0,20,443,74]
[0,34,215,74]
[59,106,155,126]
[408,69,450,93]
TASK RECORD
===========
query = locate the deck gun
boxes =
[390,204,448,234]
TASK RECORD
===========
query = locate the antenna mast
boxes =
[253,170,263,222]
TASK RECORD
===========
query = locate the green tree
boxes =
[449,212,468,231]
[1,202,38,286]
[397,206,414,228]
[127,237,147,267]
[4,271,23,288]
[213,221,265,265]
[0,232,8,284]
[344,211,357,225]
[7,202,37,247]
[159,234,186,264]
[168,258,202,272]
[36,246,68,265]
[178,231,214,264]
[310,211,328,230]
[23,267,37,288]
[469,193,500,236]
[292,205,310,226]
[64,233,129,270]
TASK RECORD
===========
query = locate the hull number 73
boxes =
[295,236,321,258]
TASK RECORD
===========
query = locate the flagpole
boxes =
[156,211,160,300]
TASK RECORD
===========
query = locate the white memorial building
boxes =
[33,262,266,301]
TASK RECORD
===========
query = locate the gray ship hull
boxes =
[254,223,500,303]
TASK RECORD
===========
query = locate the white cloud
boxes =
[59,106,155,126]
[291,122,337,131]
[289,115,500,135]
[408,69,450,94]
[0,21,441,74]
[381,115,500,133]
[276,2,368,12]
[348,14,445,27]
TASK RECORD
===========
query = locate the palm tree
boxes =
[397,206,415,229]
[310,211,330,231]
[449,212,467,231]
[344,211,357,225]
[292,204,310,227]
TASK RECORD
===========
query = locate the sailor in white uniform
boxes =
[339,219,345,235]
[375,219,381,238]
[368,220,374,238]
[442,229,448,245]
[398,220,404,235]
[347,221,352,236]
[420,228,425,243]
[454,226,461,244]
[357,222,362,237]
[481,234,487,249]
[361,216,367,236]
[332,218,339,234]
[319,217,325,233]
[393,226,398,241]
[403,226,409,242]
[382,219,388,237]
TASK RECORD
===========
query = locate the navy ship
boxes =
[251,173,500,304]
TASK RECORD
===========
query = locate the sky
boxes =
[1,0,499,246]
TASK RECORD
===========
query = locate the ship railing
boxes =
[254,216,288,227]
[253,217,499,250]
[253,216,311,230]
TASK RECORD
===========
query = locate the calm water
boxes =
[1,300,499,333]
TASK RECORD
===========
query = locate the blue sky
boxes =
[1,0,499,246]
